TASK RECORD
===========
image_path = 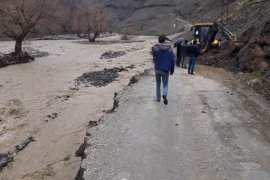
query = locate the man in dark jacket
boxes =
[174,40,182,67]
[187,40,200,75]
[152,35,175,105]
[181,40,189,68]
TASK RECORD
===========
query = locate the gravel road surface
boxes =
[81,69,270,180]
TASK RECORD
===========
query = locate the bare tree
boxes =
[75,4,110,42]
[56,0,82,33]
[121,27,135,40]
[0,0,56,56]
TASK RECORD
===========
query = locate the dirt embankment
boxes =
[198,0,270,100]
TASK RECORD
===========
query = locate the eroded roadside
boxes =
[74,69,151,180]
[0,35,155,180]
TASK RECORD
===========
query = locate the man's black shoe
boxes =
[163,95,168,105]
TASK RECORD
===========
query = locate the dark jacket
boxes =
[174,41,181,56]
[180,44,188,56]
[152,43,175,74]
[176,44,181,55]
[187,44,200,57]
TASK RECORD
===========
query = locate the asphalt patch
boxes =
[100,50,126,59]
[75,67,127,87]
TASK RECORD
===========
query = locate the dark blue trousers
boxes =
[188,57,197,74]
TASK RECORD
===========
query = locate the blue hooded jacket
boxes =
[152,43,175,74]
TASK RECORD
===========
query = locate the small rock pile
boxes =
[76,67,128,87]
[100,50,126,59]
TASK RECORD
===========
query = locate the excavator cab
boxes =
[191,22,220,53]
[190,22,238,54]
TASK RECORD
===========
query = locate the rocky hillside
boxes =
[196,0,270,100]
[85,0,218,35]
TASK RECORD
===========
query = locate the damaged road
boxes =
[80,69,270,180]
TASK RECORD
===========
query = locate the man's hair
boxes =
[193,40,197,45]
[158,35,166,43]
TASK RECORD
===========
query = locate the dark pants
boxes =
[188,57,197,74]
[181,55,187,68]
[176,55,181,66]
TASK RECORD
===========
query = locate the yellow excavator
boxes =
[190,22,238,53]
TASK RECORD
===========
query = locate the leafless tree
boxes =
[75,4,110,42]
[121,27,135,40]
[56,0,82,33]
[0,0,56,55]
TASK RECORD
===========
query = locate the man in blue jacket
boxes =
[152,35,175,105]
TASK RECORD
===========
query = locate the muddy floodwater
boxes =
[0,35,155,180]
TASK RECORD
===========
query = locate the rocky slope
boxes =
[85,0,218,35]
[197,0,270,100]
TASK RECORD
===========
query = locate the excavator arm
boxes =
[204,23,237,53]
[218,24,238,42]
